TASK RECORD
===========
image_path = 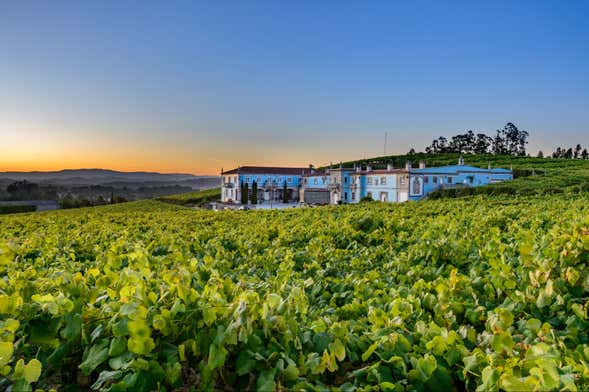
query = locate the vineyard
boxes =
[1,191,589,390]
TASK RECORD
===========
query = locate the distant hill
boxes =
[0,169,220,187]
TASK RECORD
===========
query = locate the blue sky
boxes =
[1,1,588,173]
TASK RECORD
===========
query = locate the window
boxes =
[257,176,261,182]
[344,192,348,201]
[380,177,386,185]
[400,176,406,185]
[345,177,348,183]
[447,177,453,184]
[352,192,356,200]
[288,177,292,183]
[433,176,438,184]
[245,176,250,182]
[314,178,318,185]
[303,178,307,185]
[468,176,474,184]
[424,176,429,184]
[367,177,373,185]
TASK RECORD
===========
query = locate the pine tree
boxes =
[251,181,258,204]
[282,181,288,203]
[575,144,582,159]
[244,182,249,204]
[240,181,247,204]
[583,149,589,160]
[537,150,544,158]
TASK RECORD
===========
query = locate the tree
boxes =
[240,181,247,204]
[473,133,492,154]
[425,136,449,154]
[583,149,589,160]
[564,148,573,159]
[424,123,527,156]
[493,130,508,155]
[408,147,416,155]
[6,180,41,200]
[501,122,528,156]
[282,181,288,203]
[537,150,544,158]
[243,182,249,204]
[574,144,582,159]
[251,181,258,204]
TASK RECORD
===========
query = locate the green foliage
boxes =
[0,205,36,215]
[157,188,220,207]
[1,194,589,390]
[252,181,258,204]
[282,180,288,203]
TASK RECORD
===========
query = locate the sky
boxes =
[1,1,588,175]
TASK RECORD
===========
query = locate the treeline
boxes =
[424,122,528,156]
[549,144,589,159]
[59,194,128,209]
[2,180,58,200]
[1,181,193,202]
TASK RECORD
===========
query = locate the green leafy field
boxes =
[156,188,220,207]
[1,191,589,391]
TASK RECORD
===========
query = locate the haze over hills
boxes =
[0,168,220,187]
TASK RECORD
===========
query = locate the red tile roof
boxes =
[222,166,308,175]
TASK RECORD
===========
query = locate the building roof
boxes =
[222,166,308,175]
[351,169,408,175]
[409,165,512,175]
[303,172,328,177]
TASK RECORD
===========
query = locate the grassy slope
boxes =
[156,187,220,206]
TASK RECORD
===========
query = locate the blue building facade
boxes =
[221,166,307,204]
[223,158,513,205]
[407,160,513,201]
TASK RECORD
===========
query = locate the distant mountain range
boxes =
[0,169,220,188]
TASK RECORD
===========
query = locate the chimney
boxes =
[419,160,426,169]
[458,155,465,165]
[387,162,393,171]
[405,161,412,171]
